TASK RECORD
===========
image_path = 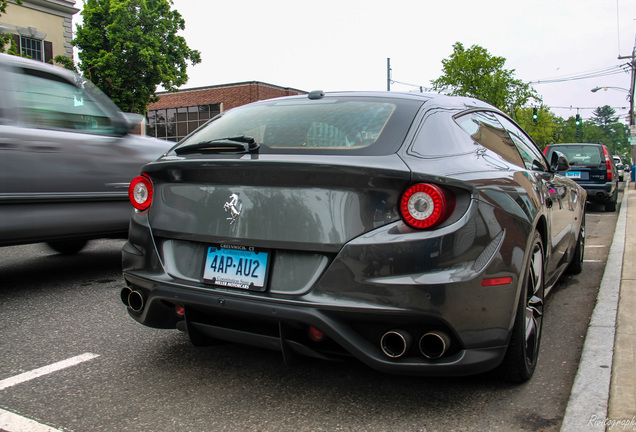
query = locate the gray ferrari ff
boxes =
[121,91,586,382]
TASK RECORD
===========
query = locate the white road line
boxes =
[0,408,63,432]
[0,352,99,391]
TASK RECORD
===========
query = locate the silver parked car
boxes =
[0,54,173,253]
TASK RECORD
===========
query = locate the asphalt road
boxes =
[0,187,622,432]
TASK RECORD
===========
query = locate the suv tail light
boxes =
[399,183,455,229]
[129,174,153,211]
[602,146,613,181]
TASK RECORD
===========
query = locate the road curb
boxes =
[560,184,627,432]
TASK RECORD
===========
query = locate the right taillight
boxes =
[129,174,153,211]
[602,146,613,181]
[399,183,455,229]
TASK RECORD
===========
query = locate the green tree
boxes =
[73,0,201,113]
[514,106,563,150]
[0,0,23,53]
[431,42,540,112]
[591,105,619,131]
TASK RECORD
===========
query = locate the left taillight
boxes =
[399,183,455,229]
[129,174,153,211]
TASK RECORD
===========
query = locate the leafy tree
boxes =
[431,42,540,112]
[0,0,23,53]
[591,105,619,131]
[514,106,562,150]
[73,0,201,113]
[53,54,77,71]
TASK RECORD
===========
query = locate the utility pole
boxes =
[387,58,391,91]
[618,46,636,166]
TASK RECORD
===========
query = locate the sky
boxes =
[76,0,636,123]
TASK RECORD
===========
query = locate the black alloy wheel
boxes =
[497,231,545,382]
[566,215,585,275]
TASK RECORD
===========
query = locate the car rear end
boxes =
[545,143,617,211]
[121,93,529,376]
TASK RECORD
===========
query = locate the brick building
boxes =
[146,81,306,142]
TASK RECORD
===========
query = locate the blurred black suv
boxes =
[544,143,618,212]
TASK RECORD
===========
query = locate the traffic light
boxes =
[575,114,581,125]
[532,107,538,122]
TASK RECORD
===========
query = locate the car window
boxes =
[546,145,603,166]
[176,96,424,156]
[455,111,525,168]
[11,67,117,135]
[495,114,548,172]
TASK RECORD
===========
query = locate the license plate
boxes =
[566,171,581,179]
[203,245,269,291]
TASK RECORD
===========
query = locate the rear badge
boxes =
[224,193,242,224]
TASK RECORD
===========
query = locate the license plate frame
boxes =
[202,244,270,291]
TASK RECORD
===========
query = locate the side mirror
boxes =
[121,112,144,132]
[551,151,570,172]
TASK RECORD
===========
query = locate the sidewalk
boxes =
[561,183,636,431]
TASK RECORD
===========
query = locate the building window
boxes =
[20,36,43,61]
[147,103,221,142]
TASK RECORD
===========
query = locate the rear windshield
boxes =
[546,145,604,166]
[174,96,423,156]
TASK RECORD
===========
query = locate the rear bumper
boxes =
[121,273,508,376]
[121,196,534,377]
[580,182,615,203]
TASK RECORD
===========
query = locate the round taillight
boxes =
[129,174,153,211]
[399,183,453,229]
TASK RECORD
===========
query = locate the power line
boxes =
[529,65,628,85]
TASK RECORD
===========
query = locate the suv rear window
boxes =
[546,145,604,166]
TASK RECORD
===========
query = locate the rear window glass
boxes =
[175,96,423,155]
[547,145,603,166]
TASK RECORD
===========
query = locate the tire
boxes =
[566,216,585,275]
[497,231,544,382]
[605,189,618,212]
[46,239,88,254]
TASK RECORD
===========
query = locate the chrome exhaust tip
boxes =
[380,329,412,358]
[419,331,451,359]
[120,287,133,307]
[127,290,145,313]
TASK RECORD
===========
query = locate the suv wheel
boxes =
[605,192,617,212]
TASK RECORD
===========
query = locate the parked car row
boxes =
[612,155,631,182]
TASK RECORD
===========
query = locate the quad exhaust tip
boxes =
[419,331,451,359]
[380,329,412,358]
[120,287,144,313]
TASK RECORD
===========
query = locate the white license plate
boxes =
[203,245,269,291]
[566,171,581,179]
